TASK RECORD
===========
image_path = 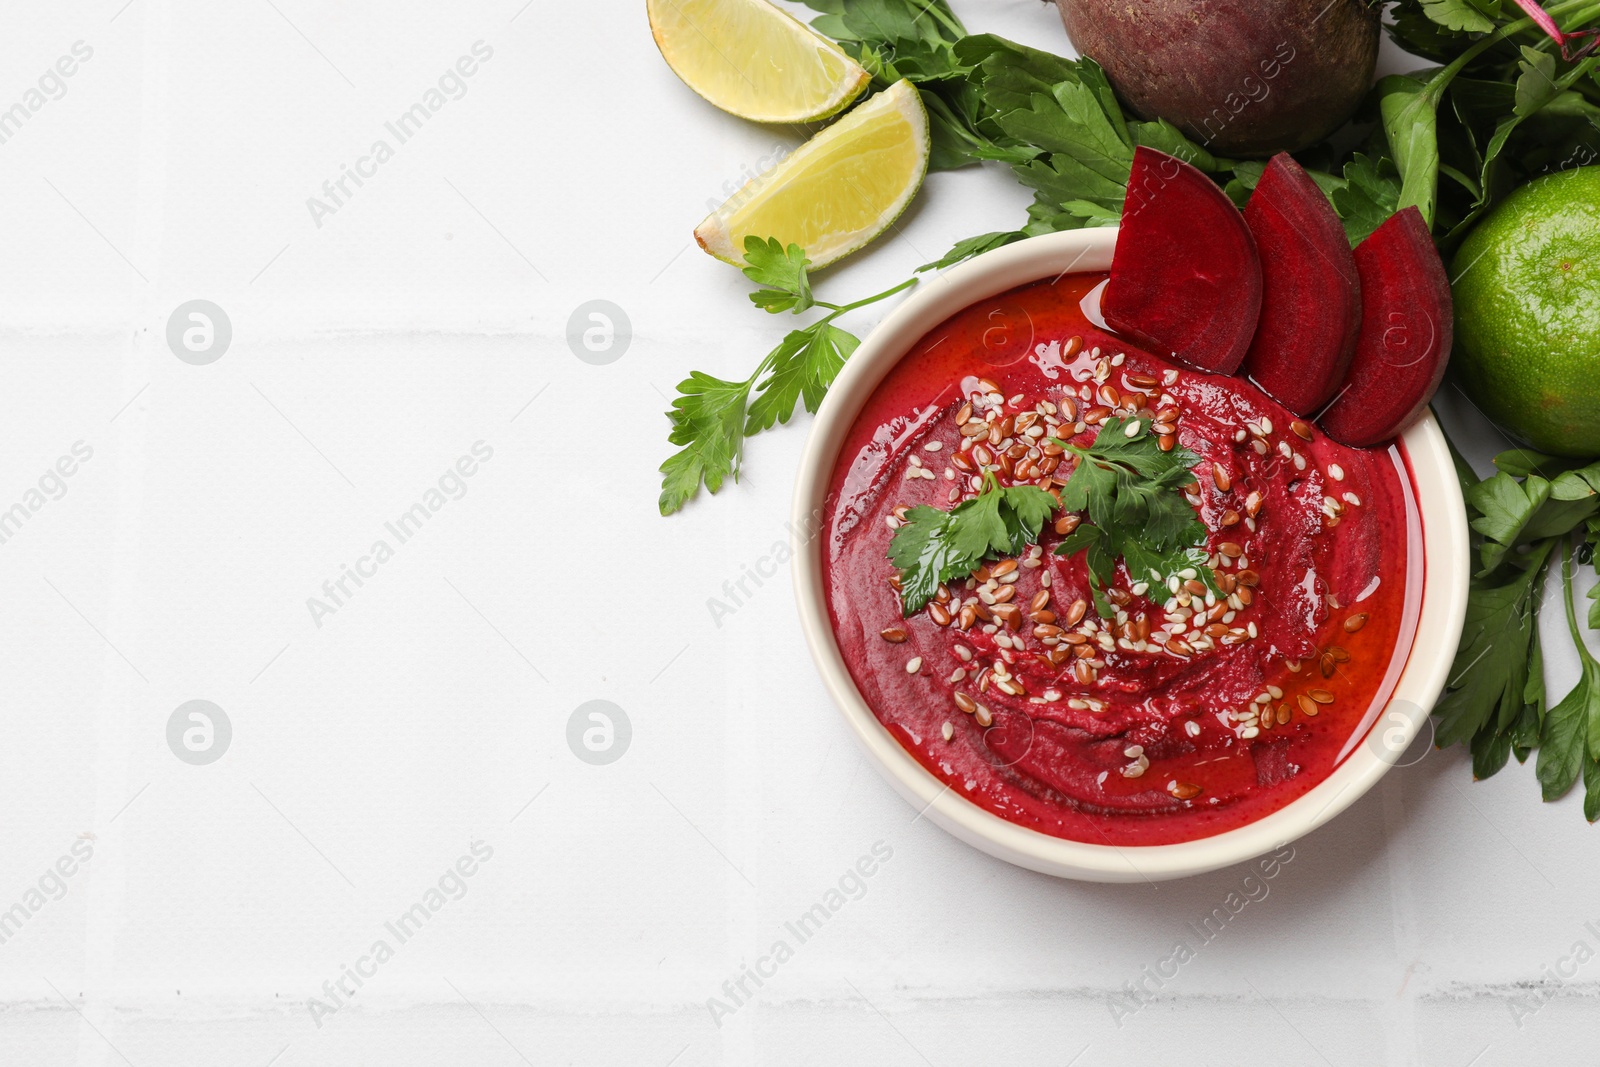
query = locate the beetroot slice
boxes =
[1317,207,1452,448]
[1242,154,1362,416]
[1102,146,1262,374]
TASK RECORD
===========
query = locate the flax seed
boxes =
[1297,694,1319,716]
[1213,463,1231,491]
[1344,613,1369,632]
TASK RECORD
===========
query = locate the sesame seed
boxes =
[906,657,923,674]
[1125,420,1141,437]
[924,440,943,452]
[942,721,954,741]
[1328,463,1345,481]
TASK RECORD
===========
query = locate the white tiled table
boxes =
[0,2,1590,1064]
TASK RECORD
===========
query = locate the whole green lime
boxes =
[1452,165,1600,457]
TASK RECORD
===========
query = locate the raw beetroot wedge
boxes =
[1242,154,1362,415]
[1102,146,1262,374]
[1318,207,1452,447]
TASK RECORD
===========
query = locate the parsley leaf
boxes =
[917,230,1026,274]
[1438,448,1600,816]
[1433,538,1553,748]
[744,324,858,435]
[742,237,814,315]
[1467,464,1600,574]
[659,320,859,514]
[887,476,1059,614]
[1536,541,1600,803]
[1419,0,1499,33]
[1333,153,1403,245]
[660,371,758,515]
[1051,416,1210,617]
[660,241,915,514]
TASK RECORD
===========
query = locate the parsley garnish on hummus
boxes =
[888,475,1058,615]
[887,415,1214,618]
[1053,416,1213,618]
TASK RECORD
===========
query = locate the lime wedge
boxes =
[647,0,870,124]
[694,80,930,269]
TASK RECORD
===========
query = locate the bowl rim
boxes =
[790,226,1470,882]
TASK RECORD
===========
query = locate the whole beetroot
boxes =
[1054,0,1379,157]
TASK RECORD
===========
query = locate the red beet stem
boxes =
[1511,0,1600,60]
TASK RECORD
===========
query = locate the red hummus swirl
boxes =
[823,273,1421,846]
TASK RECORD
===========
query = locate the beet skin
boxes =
[1054,0,1379,157]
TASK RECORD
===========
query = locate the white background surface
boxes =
[0,1,1593,1064]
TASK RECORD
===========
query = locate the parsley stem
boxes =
[1561,537,1599,669]
[814,277,920,318]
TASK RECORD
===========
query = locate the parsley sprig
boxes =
[1436,445,1600,815]
[658,237,915,514]
[1051,416,1213,617]
[887,474,1058,615]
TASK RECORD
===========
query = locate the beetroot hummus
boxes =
[823,273,1422,846]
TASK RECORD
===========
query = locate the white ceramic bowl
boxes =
[792,227,1470,882]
